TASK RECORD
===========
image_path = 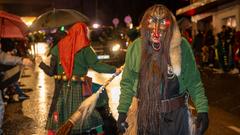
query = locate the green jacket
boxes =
[118,38,208,113]
[51,45,116,75]
[41,44,116,116]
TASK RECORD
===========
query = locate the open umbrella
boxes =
[30,9,90,31]
[0,11,28,39]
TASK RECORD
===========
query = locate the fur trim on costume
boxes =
[124,97,138,135]
[169,12,182,76]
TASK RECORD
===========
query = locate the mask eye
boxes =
[148,18,153,23]
[159,19,165,25]
[159,18,171,28]
[148,16,159,24]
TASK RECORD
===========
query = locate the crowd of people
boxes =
[192,25,240,75]
[0,39,33,134]
[0,39,32,101]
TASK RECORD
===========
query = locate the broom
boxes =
[56,66,124,135]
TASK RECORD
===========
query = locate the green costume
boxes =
[41,45,116,133]
[117,5,208,134]
[117,37,208,114]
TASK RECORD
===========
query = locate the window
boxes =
[222,16,237,28]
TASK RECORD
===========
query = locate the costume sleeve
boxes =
[83,46,116,73]
[183,39,208,113]
[117,43,137,113]
[39,55,58,76]
[0,50,23,65]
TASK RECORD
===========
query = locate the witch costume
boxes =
[39,22,116,134]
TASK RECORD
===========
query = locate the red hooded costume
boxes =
[58,22,90,79]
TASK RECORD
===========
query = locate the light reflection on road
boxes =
[21,42,54,134]
[36,42,49,116]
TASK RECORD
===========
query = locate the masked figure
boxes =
[117,4,209,135]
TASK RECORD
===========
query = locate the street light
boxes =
[92,23,100,29]
[112,43,121,52]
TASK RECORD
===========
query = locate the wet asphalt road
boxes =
[2,55,240,135]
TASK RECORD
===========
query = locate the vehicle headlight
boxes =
[112,43,121,52]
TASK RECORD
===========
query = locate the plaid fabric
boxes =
[46,81,103,133]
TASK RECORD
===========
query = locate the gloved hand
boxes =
[196,112,209,135]
[117,113,128,134]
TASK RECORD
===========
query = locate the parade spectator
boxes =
[117,4,208,135]
[215,25,227,73]
[230,30,240,75]
[178,17,192,44]
[0,39,30,100]
[126,28,140,44]
[201,45,209,67]
[204,26,215,67]
[192,30,204,67]
[215,25,235,73]
[0,42,33,135]
[36,22,121,135]
[226,27,236,72]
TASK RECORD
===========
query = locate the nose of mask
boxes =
[153,32,160,38]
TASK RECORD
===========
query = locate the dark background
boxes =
[78,0,189,25]
[0,0,189,25]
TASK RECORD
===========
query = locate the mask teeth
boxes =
[152,42,161,51]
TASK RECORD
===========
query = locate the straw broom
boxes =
[56,66,124,135]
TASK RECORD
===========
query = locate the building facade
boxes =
[177,0,240,35]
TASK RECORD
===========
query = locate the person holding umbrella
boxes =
[36,22,121,135]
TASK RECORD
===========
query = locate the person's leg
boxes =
[14,83,29,100]
[216,50,225,73]
[0,66,20,90]
[160,106,191,135]
[14,83,24,96]
[208,46,215,67]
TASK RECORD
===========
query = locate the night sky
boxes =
[0,0,190,25]
[53,0,190,26]
[1,0,190,26]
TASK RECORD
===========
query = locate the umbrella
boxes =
[30,9,90,31]
[0,11,28,39]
